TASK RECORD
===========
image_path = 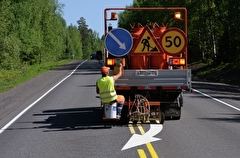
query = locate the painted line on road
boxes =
[193,88,240,112]
[127,124,160,158]
[128,124,135,134]
[137,149,147,158]
[0,60,87,135]
[137,124,159,158]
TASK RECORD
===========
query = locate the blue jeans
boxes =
[117,102,124,115]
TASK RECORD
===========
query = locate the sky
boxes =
[58,0,133,37]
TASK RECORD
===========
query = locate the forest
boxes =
[0,0,239,72]
[0,0,103,70]
[119,0,239,65]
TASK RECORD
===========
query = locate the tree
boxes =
[89,30,104,54]
[0,0,22,69]
[67,25,82,59]
[77,17,92,59]
[118,0,240,65]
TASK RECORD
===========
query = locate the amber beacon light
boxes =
[111,12,117,20]
[174,12,182,20]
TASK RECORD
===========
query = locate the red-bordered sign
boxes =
[160,28,187,56]
[131,26,163,54]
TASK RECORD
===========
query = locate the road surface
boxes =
[0,60,240,158]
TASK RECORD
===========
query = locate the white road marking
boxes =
[193,88,240,112]
[122,124,162,151]
[0,60,87,134]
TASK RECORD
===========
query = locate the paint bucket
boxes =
[104,102,117,118]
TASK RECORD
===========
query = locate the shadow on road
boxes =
[198,113,240,123]
[193,80,240,94]
[192,80,240,101]
[32,107,126,132]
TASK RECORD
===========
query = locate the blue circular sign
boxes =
[104,28,133,57]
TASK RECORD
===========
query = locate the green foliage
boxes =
[0,0,104,70]
[118,0,240,66]
[0,59,71,93]
[0,35,22,69]
[77,17,91,59]
[190,61,240,87]
[67,25,83,59]
[77,17,104,59]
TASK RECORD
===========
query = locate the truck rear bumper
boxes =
[113,69,191,90]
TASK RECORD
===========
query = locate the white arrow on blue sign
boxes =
[104,28,133,57]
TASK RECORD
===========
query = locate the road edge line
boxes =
[0,60,87,135]
[193,88,240,112]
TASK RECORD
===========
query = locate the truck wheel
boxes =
[174,107,181,120]
[179,93,183,107]
[159,112,165,124]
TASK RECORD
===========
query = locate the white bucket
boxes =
[104,102,117,118]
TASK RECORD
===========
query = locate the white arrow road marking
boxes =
[108,32,126,50]
[122,124,163,151]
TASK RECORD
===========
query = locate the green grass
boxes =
[190,61,240,87]
[0,59,71,93]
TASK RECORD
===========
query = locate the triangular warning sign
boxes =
[132,25,163,53]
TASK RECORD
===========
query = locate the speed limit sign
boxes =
[160,28,187,56]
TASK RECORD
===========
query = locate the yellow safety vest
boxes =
[97,76,117,103]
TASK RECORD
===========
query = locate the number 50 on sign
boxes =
[160,28,187,56]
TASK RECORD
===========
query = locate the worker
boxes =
[96,63,125,118]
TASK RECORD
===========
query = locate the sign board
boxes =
[160,28,187,56]
[131,26,162,53]
[104,28,133,57]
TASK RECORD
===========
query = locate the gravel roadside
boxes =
[0,60,83,128]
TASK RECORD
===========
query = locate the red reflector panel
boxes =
[169,58,185,66]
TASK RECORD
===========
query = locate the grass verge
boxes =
[0,59,71,93]
[189,61,240,87]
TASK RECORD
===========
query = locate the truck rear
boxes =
[101,7,191,124]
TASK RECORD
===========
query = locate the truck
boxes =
[100,7,191,124]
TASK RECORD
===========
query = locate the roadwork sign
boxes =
[132,26,162,53]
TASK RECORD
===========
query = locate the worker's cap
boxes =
[101,66,110,74]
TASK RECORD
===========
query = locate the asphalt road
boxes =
[0,60,240,158]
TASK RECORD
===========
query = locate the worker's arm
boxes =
[113,63,123,81]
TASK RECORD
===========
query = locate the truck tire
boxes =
[159,112,165,124]
[179,93,183,107]
[174,107,181,120]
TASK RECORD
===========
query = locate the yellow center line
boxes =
[137,124,159,158]
[129,124,147,157]
[138,149,147,158]
[128,124,159,158]
[128,124,136,134]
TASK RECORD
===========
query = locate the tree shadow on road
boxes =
[198,113,240,123]
[192,80,240,101]
[32,107,125,132]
